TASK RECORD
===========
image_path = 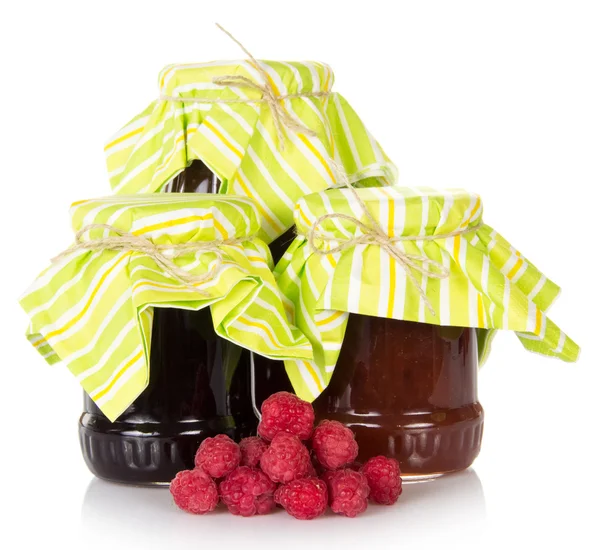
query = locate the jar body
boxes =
[313,316,484,480]
[79,161,256,485]
[251,354,293,410]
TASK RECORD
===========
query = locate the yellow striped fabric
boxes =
[20,194,312,421]
[104,60,397,243]
[275,186,580,403]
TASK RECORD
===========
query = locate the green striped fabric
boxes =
[20,194,312,421]
[275,186,580,402]
[104,60,397,243]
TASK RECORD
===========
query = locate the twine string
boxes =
[306,165,482,316]
[52,223,250,296]
[158,24,329,150]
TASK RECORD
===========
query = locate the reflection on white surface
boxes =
[81,469,485,549]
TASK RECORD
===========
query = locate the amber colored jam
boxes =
[79,161,256,485]
[312,315,484,479]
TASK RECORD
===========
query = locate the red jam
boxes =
[313,315,484,479]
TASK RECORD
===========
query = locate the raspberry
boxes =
[219,466,276,517]
[260,432,311,483]
[239,436,269,468]
[195,434,241,478]
[275,478,328,520]
[311,420,359,470]
[361,456,402,505]
[323,469,369,517]
[169,469,219,514]
[255,494,277,515]
[258,391,314,441]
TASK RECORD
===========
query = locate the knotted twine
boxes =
[52,223,251,296]
[159,24,330,151]
[305,165,482,316]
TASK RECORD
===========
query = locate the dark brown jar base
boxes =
[79,306,258,485]
[316,403,483,480]
[79,414,256,486]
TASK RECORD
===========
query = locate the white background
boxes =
[1,1,598,549]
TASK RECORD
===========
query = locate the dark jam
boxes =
[79,161,256,485]
[313,315,484,479]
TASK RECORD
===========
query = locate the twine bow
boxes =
[52,223,250,296]
[307,166,481,316]
[159,24,330,151]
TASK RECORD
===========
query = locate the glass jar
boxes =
[251,354,293,411]
[79,161,256,485]
[313,315,483,481]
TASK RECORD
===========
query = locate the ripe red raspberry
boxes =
[258,391,314,441]
[361,456,402,505]
[260,432,311,483]
[311,420,359,470]
[254,494,277,515]
[195,434,241,478]
[323,469,369,517]
[239,436,269,468]
[169,469,219,514]
[275,478,328,520]
[219,466,276,517]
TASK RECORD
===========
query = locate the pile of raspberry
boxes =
[170,391,402,519]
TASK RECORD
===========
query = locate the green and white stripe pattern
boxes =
[20,194,312,421]
[275,186,580,402]
[104,60,397,243]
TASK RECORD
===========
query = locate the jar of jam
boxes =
[313,316,483,480]
[79,161,257,485]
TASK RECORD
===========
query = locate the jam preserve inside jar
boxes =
[313,315,484,480]
[79,161,256,485]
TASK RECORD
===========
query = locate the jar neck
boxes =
[164,159,220,193]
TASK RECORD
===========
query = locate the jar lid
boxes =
[20,194,312,421]
[159,60,333,98]
[276,186,579,403]
[104,60,397,243]
[70,193,262,242]
[294,186,482,239]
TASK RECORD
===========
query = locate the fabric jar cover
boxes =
[20,194,312,421]
[104,60,397,243]
[275,186,580,402]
